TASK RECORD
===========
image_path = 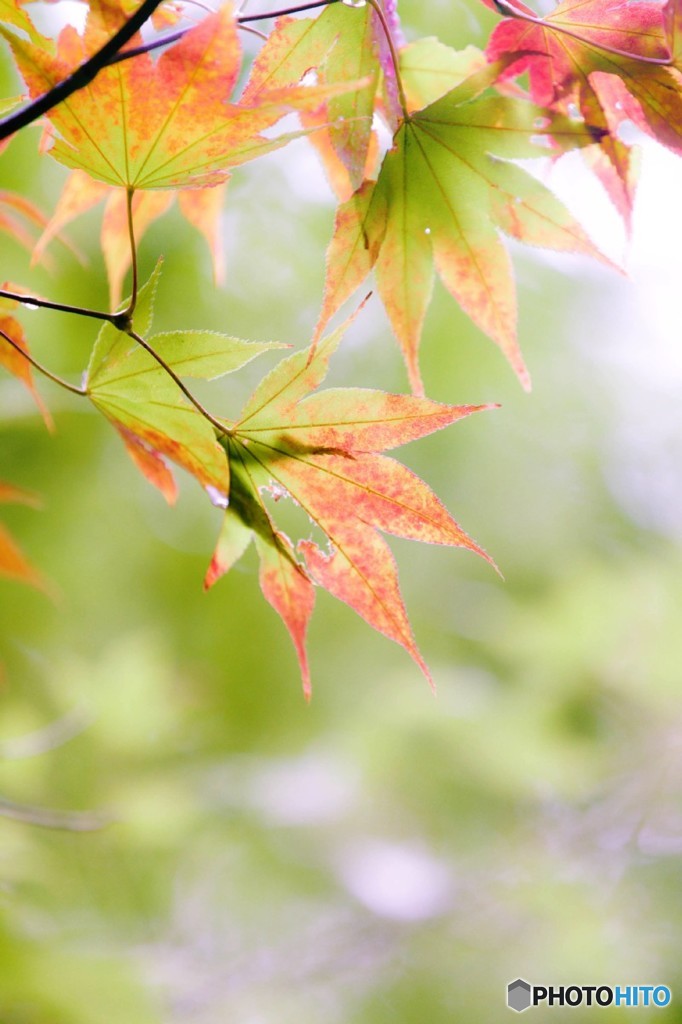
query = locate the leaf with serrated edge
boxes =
[87,260,163,384]
[209,312,495,694]
[2,2,370,190]
[242,6,380,193]
[98,331,287,387]
[0,0,46,45]
[0,314,53,428]
[486,0,682,227]
[316,68,612,394]
[400,40,487,113]
[0,483,50,593]
[205,448,315,697]
[86,266,282,502]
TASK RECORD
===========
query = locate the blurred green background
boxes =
[2,1,682,1020]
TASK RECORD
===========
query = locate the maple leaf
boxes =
[486,0,682,228]
[0,481,49,592]
[0,292,53,428]
[32,170,226,307]
[399,39,489,113]
[0,189,56,254]
[2,1,368,190]
[243,6,380,197]
[0,0,46,45]
[84,264,285,503]
[314,63,610,395]
[205,313,495,698]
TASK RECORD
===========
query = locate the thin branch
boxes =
[0,0,342,141]
[0,0,167,142]
[239,0,340,22]
[108,27,186,63]
[239,23,269,42]
[0,288,122,325]
[0,796,110,832]
[126,328,229,436]
[491,0,673,66]
[107,0,340,66]
[0,325,87,396]
[0,708,92,760]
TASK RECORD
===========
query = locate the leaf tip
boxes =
[203,559,222,591]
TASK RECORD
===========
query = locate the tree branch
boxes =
[0,0,167,142]
[0,325,87,396]
[0,288,122,325]
[107,0,341,67]
[0,795,110,832]
[126,329,230,436]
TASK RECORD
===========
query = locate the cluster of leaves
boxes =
[1,0,680,692]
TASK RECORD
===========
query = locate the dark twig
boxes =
[107,0,340,65]
[0,0,342,137]
[0,0,167,142]
[239,0,340,23]
[126,329,230,436]
[0,288,122,325]
[0,325,87,396]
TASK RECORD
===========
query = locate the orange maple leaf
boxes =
[206,315,496,697]
[3,1,369,190]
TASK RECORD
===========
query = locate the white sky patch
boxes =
[245,751,360,826]
[544,138,682,539]
[336,839,454,920]
[29,0,87,36]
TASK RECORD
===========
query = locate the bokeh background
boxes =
[1,1,682,1020]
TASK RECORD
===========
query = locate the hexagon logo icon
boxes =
[507,979,532,1012]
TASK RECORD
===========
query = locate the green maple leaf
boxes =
[315,64,611,395]
[85,263,285,504]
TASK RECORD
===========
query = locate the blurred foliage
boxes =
[1,1,682,1020]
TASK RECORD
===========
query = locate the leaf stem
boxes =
[126,328,230,436]
[0,289,124,325]
[0,0,167,142]
[491,0,673,66]
[0,325,87,396]
[366,0,409,120]
[1,304,232,437]
[125,187,138,319]
[239,24,269,42]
